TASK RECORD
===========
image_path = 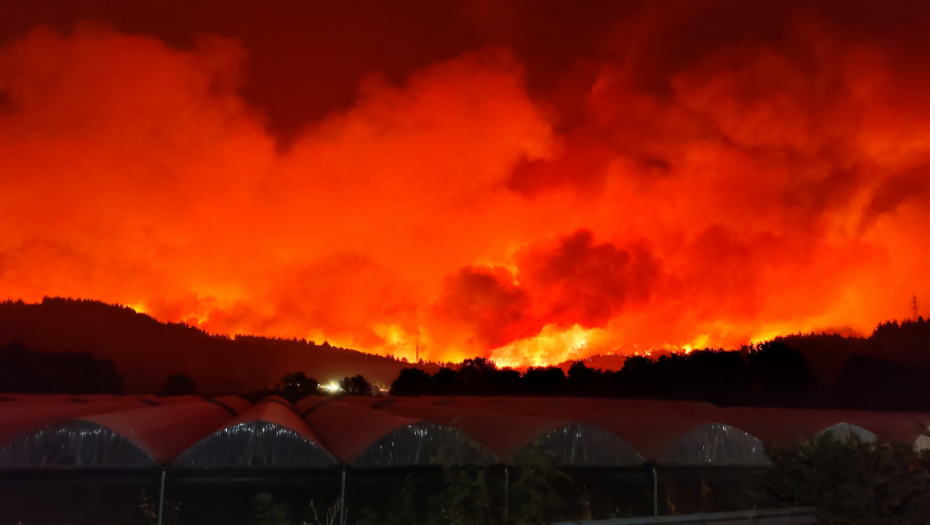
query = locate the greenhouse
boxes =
[0,399,232,469]
[302,397,494,466]
[174,400,338,468]
[351,398,644,466]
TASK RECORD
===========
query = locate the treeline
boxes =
[777,318,930,369]
[392,319,930,411]
[241,372,374,404]
[391,342,817,406]
[0,341,125,394]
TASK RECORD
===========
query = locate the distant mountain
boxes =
[0,297,427,394]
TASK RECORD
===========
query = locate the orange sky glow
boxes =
[2,2,930,367]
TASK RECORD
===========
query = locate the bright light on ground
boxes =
[321,381,342,393]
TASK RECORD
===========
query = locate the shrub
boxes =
[760,433,930,524]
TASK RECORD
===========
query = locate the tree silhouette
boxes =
[746,341,816,403]
[341,374,372,396]
[158,373,196,396]
[279,372,319,403]
[390,368,431,396]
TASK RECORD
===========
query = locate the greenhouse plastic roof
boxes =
[353,398,643,465]
[0,400,232,468]
[303,399,491,466]
[174,401,338,468]
[655,422,769,466]
[2,395,930,469]
[258,395,294,408]
[405,397,762,464]
[0,399,154,447]
[294,394,333,416]
[404,396,718,419]
[716,406,920,448]
[211,395,253,415]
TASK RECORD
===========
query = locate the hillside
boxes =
[0,298,426,394]
[775,319,930,382]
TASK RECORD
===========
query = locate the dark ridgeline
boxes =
[3,296,930,410]
[392,318,930,412]
[778,318,930,371]
[0,297,429,394]
[0,342,125,394]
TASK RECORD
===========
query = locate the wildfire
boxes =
[2,5,930,368]
[492,324,598,368]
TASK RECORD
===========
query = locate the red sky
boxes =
[2,0,930,366]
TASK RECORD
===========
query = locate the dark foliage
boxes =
[521,366,566,394]
[0,297,420,394]
[250,493,291,525]
[280,372,320,402]
[760,433,930,524]
[241,371,322,404]
[157,373,197,396]
[391,344,818,406]
[613,350,755,403]
[507,446,573,524]
[390,368,432,396]
[389,322,930,411]
[776,317,930,371]
[831,355,930,412]
[871,317,930,359]
[341,374,372,396]
[0,341,124,394]
[357,446,576,525]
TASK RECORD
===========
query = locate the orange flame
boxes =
[2,10,930,368]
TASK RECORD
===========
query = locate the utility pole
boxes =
[913,295,921,321]
[415,342,419,363]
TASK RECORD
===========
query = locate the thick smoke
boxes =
[435,266,536,350]
[2,2,930,366]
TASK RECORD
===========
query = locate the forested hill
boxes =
[0,297,422,394]
[774,318,930,382]
[3,296,928,400]
[391,320,930,411]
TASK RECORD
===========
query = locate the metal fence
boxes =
[554,506,818,525]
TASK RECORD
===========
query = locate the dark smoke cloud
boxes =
[2,1,930,366]
[435,266,537,349]
[518,230,661,328]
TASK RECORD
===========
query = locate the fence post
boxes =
[653,467,658,517]
[157,469,166,525]
[504,467,510,517]
[340,468,346,525]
